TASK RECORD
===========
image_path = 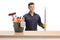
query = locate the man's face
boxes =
[28,5,35,12]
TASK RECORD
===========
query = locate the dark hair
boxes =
[28,2,34,7]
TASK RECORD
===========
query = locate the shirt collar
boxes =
[28,12,36,16]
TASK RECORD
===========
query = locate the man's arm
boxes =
[38,16,44,29]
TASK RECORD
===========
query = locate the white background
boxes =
[46,0,60,31]
[0,0,60,31]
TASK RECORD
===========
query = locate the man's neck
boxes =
[29,11,34,16]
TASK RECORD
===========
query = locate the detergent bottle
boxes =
[20,17,26,28]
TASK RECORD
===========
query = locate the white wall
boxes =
[46,0,60,31]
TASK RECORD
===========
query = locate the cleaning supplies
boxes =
[8,13,25,32]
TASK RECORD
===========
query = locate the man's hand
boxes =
[43,24,47,28]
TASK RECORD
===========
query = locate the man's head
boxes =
[28,2,35,13]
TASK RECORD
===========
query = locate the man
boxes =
[23,2,46,31]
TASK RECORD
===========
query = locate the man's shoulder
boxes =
[35,13,40,17]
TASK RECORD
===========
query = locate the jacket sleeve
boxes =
[38,16,44,29]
